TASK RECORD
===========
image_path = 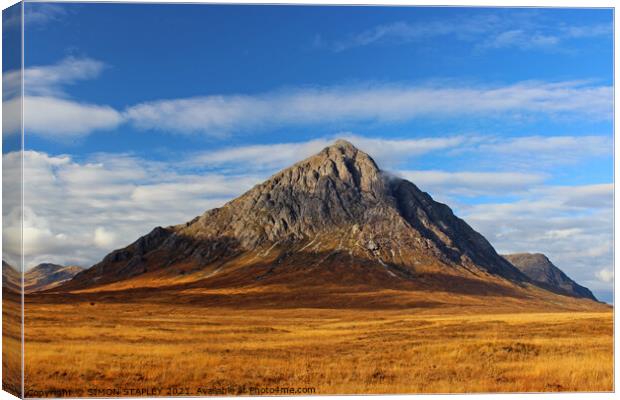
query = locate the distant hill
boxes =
[503,253,597,301]
[2,261,20,293]
[24,263,83,293]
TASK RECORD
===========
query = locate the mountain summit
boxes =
[58,140,597,308]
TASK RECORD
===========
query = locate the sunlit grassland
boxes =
[22,300,612,395]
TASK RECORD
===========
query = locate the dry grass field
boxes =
[2,290,22,397]
[21,298,613,396]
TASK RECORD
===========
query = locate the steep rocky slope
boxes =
[503,253,597,301]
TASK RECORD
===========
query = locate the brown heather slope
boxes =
[49,140,603,311]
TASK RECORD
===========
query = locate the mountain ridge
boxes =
[2,261,84,294]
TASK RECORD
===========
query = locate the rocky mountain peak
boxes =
[275,138,384,195]
[331,138,356,149]
[173,140,393,247]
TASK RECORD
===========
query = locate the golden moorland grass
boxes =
[20,298,613,396]
[2,291,21,397]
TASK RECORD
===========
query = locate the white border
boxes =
[0,1,616,400]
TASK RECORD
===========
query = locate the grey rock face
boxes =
[503,253,597,301]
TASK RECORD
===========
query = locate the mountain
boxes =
[503,253,597,301]
[2,261,20,294]
[3,261,84,294]
[24,263,83,293]
[54,140,599,309]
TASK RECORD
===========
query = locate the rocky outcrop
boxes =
[503,253,597,301]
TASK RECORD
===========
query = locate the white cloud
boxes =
[545,184,613,209]
[3,70,21,101]
[25,4,67,27]
[481,29,560,50]
[331,20,456,51]
[3,95,123,138]
[21,96,122,137]
[563,24,613,38]
[94,227,117,249]
[397,170,546,197]
[186,134,467,171]
[2,93,21,136]
[542,228,582,240]
[3,3,67,31]
[186,133,610,178]
[125,81,612,135]
[328,15,505,51]
[25,56,105,97]
[477,134,611,156]
[457,135,612,171]
[3,57,121,138]
[130,175,260,205]
[3,57,613,139]
[4,56,105,100]
[3,151,261,270]
[596,269,614,283]
[327,14,611,52]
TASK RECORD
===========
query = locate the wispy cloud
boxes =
[4,55,612,147]
[463,135,613,170]
[3,3,68,31]
[24,56,106,98]
[3,57,122,138]
[186,134,469,171]
[25,3,67,27]
[326,13,611,52]
[479,29,560,50]
[397,170,546,197]
[186,133,611,176]
[477,23,612,51]
[6,56,106,100]
[330,15,499,52]
[125,81,612,136]
[5,57,612,139]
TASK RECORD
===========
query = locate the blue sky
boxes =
[2,4,614,301]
